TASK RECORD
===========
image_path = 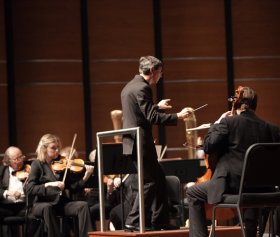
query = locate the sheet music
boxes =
[159,145,167,160]
[186,123,212,132]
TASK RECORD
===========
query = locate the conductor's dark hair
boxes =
[139,56,162,75]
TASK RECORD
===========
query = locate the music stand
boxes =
[94,143,137,229]
[96,127,144,232]
[94,143,136,176]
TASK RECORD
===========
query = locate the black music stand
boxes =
[159,158,206,184]
[95,143,136,176]
[159,158,206,224]
[94,143,137,229]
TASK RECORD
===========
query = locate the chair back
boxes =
[165,175,183,227]
[166,175,181,205]
[238,143,280,206]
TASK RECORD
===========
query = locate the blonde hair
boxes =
[36,134,61,162]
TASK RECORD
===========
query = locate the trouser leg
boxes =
[186,182,209,237]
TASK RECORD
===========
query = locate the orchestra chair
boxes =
[0,216,26,237]
[165,175,184,227]
[0,193,41,237]
[26,193,78,237]
[211,143,280,237]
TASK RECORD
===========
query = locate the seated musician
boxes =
[186,86,280,237]
[0,146,39,237]
[25,133,93,237]
[76,149,118,230]
[109,173,138,230]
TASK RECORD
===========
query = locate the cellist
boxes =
[186,86,280,237]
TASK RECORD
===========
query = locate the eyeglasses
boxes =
[11,155,25,162]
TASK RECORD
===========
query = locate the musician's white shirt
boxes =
[2,166,25,203]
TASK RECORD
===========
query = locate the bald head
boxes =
[3,146,24,170]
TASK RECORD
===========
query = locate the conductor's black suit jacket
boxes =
[204,110,280,204]
[121,75,177,159]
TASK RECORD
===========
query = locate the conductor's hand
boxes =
[157,99,172,110]
[177,107,194,120]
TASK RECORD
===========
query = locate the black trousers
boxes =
[125,157,169,227]
[32,200,92,237]
[186,181,258,237]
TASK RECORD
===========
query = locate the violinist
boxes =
[186,86,280,237]
[0,146,39,237]
[25,134,93,237]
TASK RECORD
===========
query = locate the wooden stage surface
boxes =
[89,226,242,237]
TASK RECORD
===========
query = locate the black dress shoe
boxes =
[162,224,180,230]
[125,224,153,232]
[151,224,180,231]
[124,224,137,232]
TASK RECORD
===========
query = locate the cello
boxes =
[197,86,243,223]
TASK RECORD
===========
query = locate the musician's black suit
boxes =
[0,165,26,217]
[0,165,41,237]
[121,75,178,228]
[108,174,138,229]
[25,159,92,237]
[186,110,280,237]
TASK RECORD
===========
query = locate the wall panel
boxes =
[232,0,280,130]
[15,85,85,152]
[12,0,84,152]
[13,0,82,59]
[0,0,9,151]
[234,59,280,79]
[88,0,154,59]
[88,0,156,147]
[232,0,280,56]
[161,0,226,56]
[1,0,280,157]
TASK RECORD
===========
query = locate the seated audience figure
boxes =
[186,86,280,237]
[0,146,40,237]
[25,134,93,237]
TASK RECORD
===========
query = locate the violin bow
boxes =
[62,133,77,184]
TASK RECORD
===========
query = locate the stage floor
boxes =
[89,226,242,237]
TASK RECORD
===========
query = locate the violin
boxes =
[15,164,31,181]
[51,156,92,173]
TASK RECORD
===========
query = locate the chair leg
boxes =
[211,206,216,237]
[268,208,276,237]
[236,207,246,237]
